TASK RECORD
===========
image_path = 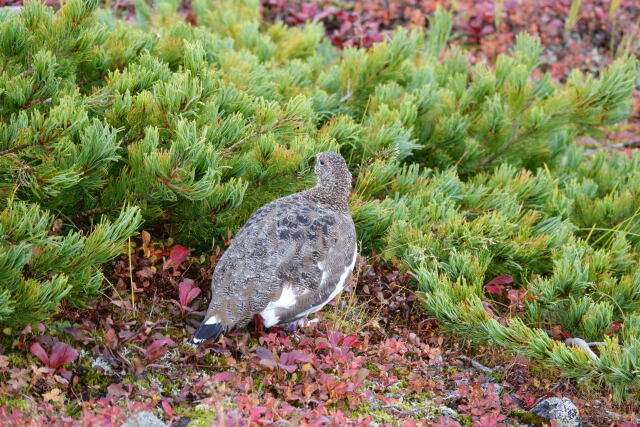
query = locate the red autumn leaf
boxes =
[485,275,513,295]
[341,334,361,348]
[249,406,267,421]
[485,284,504,295]
[136,267,154,279]
[106,382,130,399]
[63,326,92,344]
[30,342,78,370]
[169,244,189,266]
[280,350,312,365]
[30,342,50,367]
[48,342,79,369]
[507,289,529,309]
[212,372,233,382]
[255,346,277,369]
[278,349,306,368]
[486,275,513,286]
[482,301,500,320]
[178,279,201,307]
[146,338,175,354]
[145,338,175,362]
[106,328,118,349]
[141,230,151,246]
[609,321,622,334]
[477,414,507,427]
[551,325,573,339]
[328,330,345,347]
[161,400,174,419]
[277,362,298,373]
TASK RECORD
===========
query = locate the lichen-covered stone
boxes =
[529,397,581,427]
[121,411,167,427]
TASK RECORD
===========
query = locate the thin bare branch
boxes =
[0,144,30,157]
[224,116,303,154]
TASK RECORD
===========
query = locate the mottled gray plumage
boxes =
[192,152,357,343]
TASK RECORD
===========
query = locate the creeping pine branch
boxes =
[477,131,531,168]
[0,144,30,156]
[477,110,564,168]
[565,338,600,360]
[542,328,621,360]
[157,176,191,193]
[71,205,117,220]
[1,124,68,157]
[458,355,495,374]
[20,97,52,111]
[224,116,303,155]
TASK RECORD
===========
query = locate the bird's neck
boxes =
[306,184,350,211]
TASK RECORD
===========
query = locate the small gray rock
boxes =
[530,397,581,427]
[121,411,168,427]
[435,405,459,418]
[481,381,502,396]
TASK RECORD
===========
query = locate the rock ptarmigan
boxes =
[192,151,357,344]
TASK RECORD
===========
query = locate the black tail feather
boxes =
[191,322,225,344]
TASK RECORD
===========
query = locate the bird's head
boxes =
[314,151,352,196]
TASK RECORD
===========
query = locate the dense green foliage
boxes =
[0,0,638,399]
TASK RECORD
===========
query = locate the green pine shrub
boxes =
[0,201,141,329]
[1,0,639,399]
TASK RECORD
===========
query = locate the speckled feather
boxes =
[193,152,357,342]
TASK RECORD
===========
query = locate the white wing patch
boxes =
[317,260,329,286]
[260,245,357,327]
[260,286,299,327]
[204,315,220,325]
[294,245,358,321]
